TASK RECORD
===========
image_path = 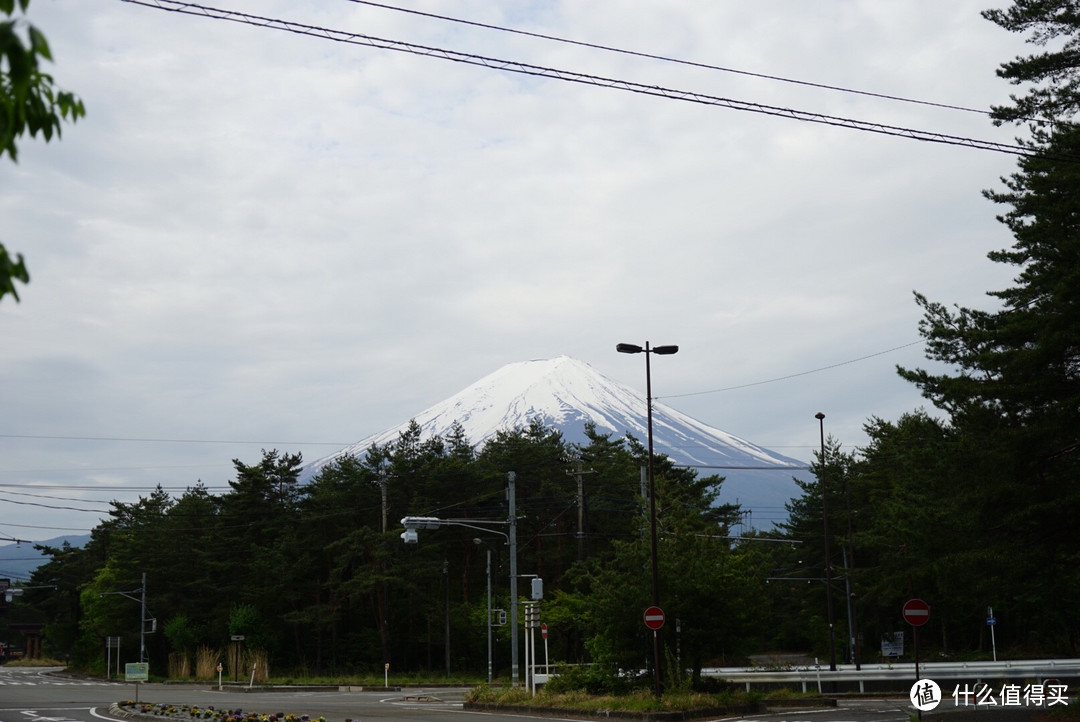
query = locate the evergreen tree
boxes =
[983,1,1080,125]
[898,124,1080,651]
[892,5,1080,652]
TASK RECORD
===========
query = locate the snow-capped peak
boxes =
[304,357,808,527]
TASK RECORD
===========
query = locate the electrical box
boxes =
[531,577,543,600]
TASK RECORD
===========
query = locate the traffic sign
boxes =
[903,598,930,627]
[643,606,665,631]
[541,623,548,639]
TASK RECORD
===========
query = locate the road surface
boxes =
[0,665,1033,722]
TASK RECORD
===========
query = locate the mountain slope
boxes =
[306,356,808,527]
[0,535,90,581]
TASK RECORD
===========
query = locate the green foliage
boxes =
[983,1,1080,125]
[163,615,197,655]
[542,662,637,696]
[0,0,84,161]
[228,604,271,650]
[0,243,28,300]
[893,120,1080,652]
[0,0,84,302]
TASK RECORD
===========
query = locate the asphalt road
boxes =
[0,665,976,722]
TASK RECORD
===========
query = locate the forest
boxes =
[5,0,1080,686]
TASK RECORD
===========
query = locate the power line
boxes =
[118,0,1064,160]
[0,495,109,513]
[660,340,926,400]
[1,341,925,453]
[346,0,991,118]
[0,521,94,532]
[0,433,346,446]
[0,489,121,504]
[0,484,230,491]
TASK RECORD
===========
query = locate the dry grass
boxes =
[195,646,220,679]
[4,657,66,667]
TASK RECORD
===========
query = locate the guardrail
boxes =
[702,659,1080,693]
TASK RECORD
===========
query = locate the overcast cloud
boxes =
[0,0,1032,542]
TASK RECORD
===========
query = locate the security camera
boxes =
[401,528,419,544]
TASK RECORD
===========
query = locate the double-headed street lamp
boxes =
[616,341,678,697]
[815,412,838,672]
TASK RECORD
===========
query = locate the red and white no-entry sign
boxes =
[643,606,665,631]
[541,623,548,639]
[903,598,930,627]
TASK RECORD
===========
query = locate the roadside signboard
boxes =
[881,631,904,657]
[125,662,149,682]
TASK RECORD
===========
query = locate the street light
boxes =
[815,412,837,672]
[400,471,521,685]
[617,341,678,697]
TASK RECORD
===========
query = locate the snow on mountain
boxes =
[305,356,809,528]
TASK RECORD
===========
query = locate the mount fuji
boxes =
[305,356,809,528]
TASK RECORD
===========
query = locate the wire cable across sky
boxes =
[119,0,1065,160]
[345,0,993,118]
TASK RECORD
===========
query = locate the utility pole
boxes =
[380,468,388,533]
[508,471,519,686]
[101,573,150,664]
[567,456,595,561]
[140,572,147,663]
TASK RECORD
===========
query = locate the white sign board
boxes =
[880,631,904,657]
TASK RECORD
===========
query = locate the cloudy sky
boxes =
[1,0,1034,543]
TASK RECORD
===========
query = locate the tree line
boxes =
[17,420,762,681]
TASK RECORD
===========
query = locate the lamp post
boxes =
[843,472,861,669]
[815,412,837,672]
[401,472,520,685]
[617,341,678,697]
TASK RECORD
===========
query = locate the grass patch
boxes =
[466,683,763,713]
[4,657,67,667]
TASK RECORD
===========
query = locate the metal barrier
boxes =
[701,659,1080,693]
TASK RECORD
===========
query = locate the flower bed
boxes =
[115,702,341,722]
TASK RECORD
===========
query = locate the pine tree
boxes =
[895,4,1080,650]
[983,1,1080,124]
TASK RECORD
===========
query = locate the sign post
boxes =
[643,606,665,684]
[903,599,930,717]
[230,635,244,682]
[987,606,997,662]
[541,623,549,676]
[106,636,121,679]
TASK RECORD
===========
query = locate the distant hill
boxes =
[305,356,810,528]
[0,535,90,582]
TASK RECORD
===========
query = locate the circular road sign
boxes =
[643,606,665,631]
[541,623,548,639]
[903,598,931,627]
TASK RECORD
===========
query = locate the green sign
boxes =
[125,662,149,682]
